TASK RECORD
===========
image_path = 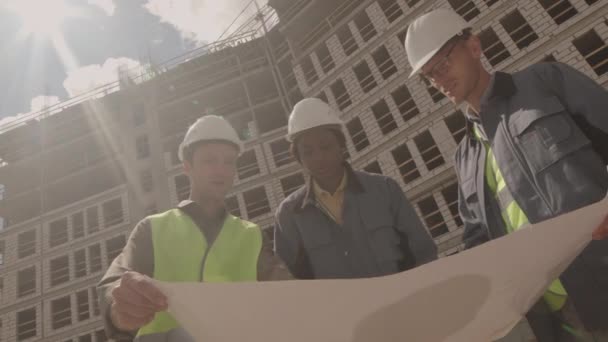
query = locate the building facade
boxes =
[0,0,607,340]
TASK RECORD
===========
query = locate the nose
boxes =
[311,150,329,169]
[207,160,230,179]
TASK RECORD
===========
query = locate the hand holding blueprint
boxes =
[156,198,607,342]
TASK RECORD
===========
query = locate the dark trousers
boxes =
[527,299,608,342]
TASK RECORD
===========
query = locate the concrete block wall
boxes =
[279,0,608,249]
[0,189,130,340]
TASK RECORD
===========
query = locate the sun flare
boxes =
[6,0,76,37]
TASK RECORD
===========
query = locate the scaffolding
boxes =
[0,3,281,136]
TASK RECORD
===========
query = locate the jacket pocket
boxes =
[298,220,334,251]
[509,96,590,173]
[363,217,404,272]
[460,177,478,210]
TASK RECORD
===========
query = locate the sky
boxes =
[0,0,265,129]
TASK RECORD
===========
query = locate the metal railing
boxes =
[278,0,313,25]
[88,244,102,273]
[17,233,36,259]
[375,55,398,80]
[356,70,378,93]
[50,257,70,287]
[17,314,37,340]
[0,10,271,135]
[317,52,335,73]
[355,18,377,43]
[332,84,353,110]
[245,197,271,219]
[77,290,91,321]
[349,127,370,152]
[238,162,261,180]
[582,43,608,74]
[74,249,87,278]
[541,0,578,25]
[481,30,511,65]
[51,301,72,329]
[506,20,538,49]
[297,0,363,52]
[378,0,403,23]
[450,0,480,21]
[372,108,398,135]
[273,149,294,168]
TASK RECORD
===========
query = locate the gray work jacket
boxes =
[455,62,608,332]
[274,165,437,280]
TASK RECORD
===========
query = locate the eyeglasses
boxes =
[421,41,459,83]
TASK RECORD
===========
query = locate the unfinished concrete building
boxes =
[0,0,607,340]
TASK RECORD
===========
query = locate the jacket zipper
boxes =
[314,201,341,226]
[501,120,553,213]
[198,248,211,282]
[313,201,356,275]
[198,217,228,282]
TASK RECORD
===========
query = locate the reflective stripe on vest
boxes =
[475,125,567,311]
[137,209,262,337]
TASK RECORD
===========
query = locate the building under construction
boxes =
[0,0,607,340]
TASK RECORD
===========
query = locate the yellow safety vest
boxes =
[475,126,567,311]
[137,208,262,337]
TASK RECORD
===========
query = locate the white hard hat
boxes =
[405,8,469,77]
[178,115,242,161]
[287,98,343,142]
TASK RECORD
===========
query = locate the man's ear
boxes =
[342,147,349,160]
[466,35,483,59]
[183,159,192,176]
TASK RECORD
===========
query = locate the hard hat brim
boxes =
[287,124,343,143]
[408,44,444,78]
[178,139,241,162]
[405,8,470,78]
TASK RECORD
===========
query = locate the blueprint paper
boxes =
[156,198,607,342]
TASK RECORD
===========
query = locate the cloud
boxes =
[0,115,21,133]
[62,57,142,97]
[1,57,143,132]
[30,95,60,112]
[0,96,60,132]
[88,0,116,16]
[143,0,262,43]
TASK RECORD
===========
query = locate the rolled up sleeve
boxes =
[96,219,154,341]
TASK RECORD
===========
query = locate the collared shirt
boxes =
[466,73,496,142]
[275,164,437,280]
[312,171,347,225]
[97,200,291,340]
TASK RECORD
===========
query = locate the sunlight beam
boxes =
[5,0,76,38]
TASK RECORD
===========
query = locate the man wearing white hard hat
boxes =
[274,98,437,281]
[97,115,288,341]
[405,8,608,342]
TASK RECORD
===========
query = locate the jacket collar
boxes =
[295,163,364,211]
[485,71,516,101]
[177,200,228,222]
[464,71,517,137]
